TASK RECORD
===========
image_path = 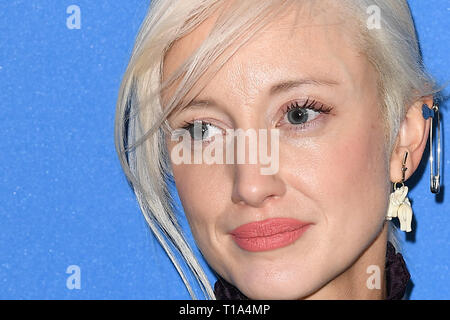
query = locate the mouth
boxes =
[229,218,312,252]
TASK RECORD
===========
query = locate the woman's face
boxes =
[163,3,391,299]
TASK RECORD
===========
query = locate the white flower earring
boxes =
[386,151,413,232]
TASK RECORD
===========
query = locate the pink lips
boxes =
[230,218,311,252]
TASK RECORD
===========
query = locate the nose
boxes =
[231,162,287,208]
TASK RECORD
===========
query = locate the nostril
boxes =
[231,161,286,208]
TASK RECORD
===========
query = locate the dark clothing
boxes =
[214,242,410,300]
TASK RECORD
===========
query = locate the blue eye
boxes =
[182,120,222,141]
[287,108,311,124]
[282,99,332,126]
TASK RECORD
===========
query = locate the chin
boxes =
[242,281,318,300]
[236,267,322,300]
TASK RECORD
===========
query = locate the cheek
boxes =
[282,114,389,230]
[171,163,227,241]
[319,117,389,230]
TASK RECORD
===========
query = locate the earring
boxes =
[386,151,413,232]
[422,103,441,194]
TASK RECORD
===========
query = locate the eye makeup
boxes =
[174,97,334,143]
[276,98,334,133]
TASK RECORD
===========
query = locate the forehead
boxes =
[162,1,369,105]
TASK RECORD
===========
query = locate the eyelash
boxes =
[179,98,333,139]
[278,98,333,131]
[283,98,333,116]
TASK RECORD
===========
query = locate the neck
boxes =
[302,223,389,300]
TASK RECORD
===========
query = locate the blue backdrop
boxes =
[0,0,448,300]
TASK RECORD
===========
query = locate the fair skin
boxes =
[162,2,431,299]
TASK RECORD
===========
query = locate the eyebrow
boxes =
[178,77,339,111]
[269,78,338,95]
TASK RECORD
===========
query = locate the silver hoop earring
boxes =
[422,103,442,194]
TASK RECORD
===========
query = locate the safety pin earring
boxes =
[422,103,441,194]
[386,151,413,232]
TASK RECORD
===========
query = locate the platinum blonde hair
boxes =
[114,0,437,299]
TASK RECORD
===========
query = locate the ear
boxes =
[389,96,433,183]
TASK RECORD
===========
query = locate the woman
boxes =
[114,0,442,299]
